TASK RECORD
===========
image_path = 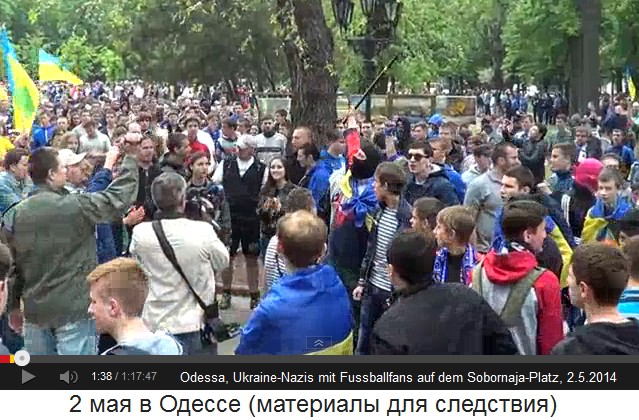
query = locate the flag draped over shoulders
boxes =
[582,197,632,246]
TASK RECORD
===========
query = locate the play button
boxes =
[21,369,35,385]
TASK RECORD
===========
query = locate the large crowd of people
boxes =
[0,82,638,356]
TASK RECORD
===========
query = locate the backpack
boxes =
[472,260,545,327]
[442,165,466,203]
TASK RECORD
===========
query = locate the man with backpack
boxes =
[471,200,564,355]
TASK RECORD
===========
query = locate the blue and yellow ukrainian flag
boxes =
[38,49,83,86]
[1,28,39,134]
[235,265,353,355]
[544,217,573,288]
[582,197,632,246]
[1,27,17,92]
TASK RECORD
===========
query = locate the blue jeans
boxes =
[356,283,391,355]
[24,319,97,355]
[175,331,218,355]
[259,235,272,262]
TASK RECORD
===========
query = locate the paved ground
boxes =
[214,253,263,354]
[218,296,253,355]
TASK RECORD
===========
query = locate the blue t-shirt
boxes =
[618,287,639,319]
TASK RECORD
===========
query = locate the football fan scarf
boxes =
[432,244,476,285]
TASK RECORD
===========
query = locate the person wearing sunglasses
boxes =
[403,140,459,207]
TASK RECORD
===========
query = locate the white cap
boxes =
[236,134,257,150]
[58,148,87,166]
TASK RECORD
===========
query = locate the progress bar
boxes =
[0,350,29,365]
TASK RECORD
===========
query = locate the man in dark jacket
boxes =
[371,230,518,355]
[552,243,639,355]
[574,126,602,163]
[403,140,459,206]
[519,124,547,184]
[214,135,266,310]
[159,133,191,179]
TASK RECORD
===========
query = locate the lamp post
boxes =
[332,0,402,122]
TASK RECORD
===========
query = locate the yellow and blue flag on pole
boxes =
[1,27,17,92]
[38,49,83,85]
[1,28,40,134]
[626,67,636,101]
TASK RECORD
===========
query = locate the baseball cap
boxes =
[574,158,603,193]
[236,134,257,150]
[58,148,87,166]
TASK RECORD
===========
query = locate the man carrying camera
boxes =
[130,172,230,355]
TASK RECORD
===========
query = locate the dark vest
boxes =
[223,157,265,217]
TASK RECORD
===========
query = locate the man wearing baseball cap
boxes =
[58,149,89,194]
[212,134,265,310]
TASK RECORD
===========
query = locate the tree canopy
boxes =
[0,0,635,94]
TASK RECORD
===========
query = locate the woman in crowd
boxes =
[257,157,296,259]
[186,151,231,243]
[69,112,82,129]
[58,131,81,153]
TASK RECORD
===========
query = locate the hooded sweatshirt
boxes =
[404,165,460,207]
[551,319,639,355]
[102,331,183,355]
[471,244,564,355]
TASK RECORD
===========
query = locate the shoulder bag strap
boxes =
[471,260,484,294]
[500,267,546,327]
[151,220,207,311]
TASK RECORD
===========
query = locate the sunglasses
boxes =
[407,153,429,161]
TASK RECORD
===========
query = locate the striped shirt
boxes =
[618,287,639,319]
[369,207,398,292]
[264,235,289,290]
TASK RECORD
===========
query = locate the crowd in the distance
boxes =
[0,84,638,356]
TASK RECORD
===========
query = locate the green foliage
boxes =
[502,0,579,84]
[0,0,636,89]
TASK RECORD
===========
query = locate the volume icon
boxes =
[60,370,78,384]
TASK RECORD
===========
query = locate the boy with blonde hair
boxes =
[433,205,478,284]
[87,257,182,355]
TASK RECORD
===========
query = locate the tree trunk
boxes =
[488,2,507,89]
[614,69,623,94]
[571,0,601,115]
[276,0,338,146]
[568,34,583,115]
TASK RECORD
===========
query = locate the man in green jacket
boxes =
[3,133,141,355]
